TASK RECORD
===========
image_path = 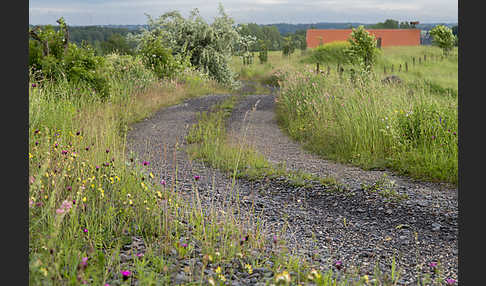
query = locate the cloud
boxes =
[29,0,457,25]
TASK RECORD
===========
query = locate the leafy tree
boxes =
[369,19,399,29]
[100,34,134,55]
[282,36,295,57]
[429,25,456,55]
[347,25,378,71]
[134,4,240,85]
[258,40,268,64]
[399,22,412,29]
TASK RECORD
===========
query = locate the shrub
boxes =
[347,26,379,71]
[138,34,189,79]
[305,41,351,64]
[429,25,456,56]
[29,18,110,98]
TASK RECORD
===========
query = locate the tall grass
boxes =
[276,57,458,184]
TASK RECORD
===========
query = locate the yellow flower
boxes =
[215,266,222,274]
[82,197,87,202]
[245,264,253,274]
[40,267,48,277]
[110,177,114,184]
[129,199,133,205]
[29,153,33,159]
[149,172,154,179]
[362,275,370,284]
[275,271,291,283]
[157,191,163,199]
[219,274,226,282]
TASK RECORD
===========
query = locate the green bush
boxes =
[304,41,351,64]
[29,18,110,98]
[138,34,189,79]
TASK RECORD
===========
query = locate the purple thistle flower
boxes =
[31,83,37,88]
[76,131,81,136]
[160,179,166,186]
[80,257,88,268]
[34,129,40,134]
[136,252,144,258]
[445,278,456,285]
[106,149,110,153]
[67,186,72,191]
[181,243,188,248]
[95,165,100,170]
[35,141,39,146]
[85,146,90,151]
[142,160,150,166]
[54,143,58,148]
[194,175,200,181]
[83,228,88,233]
[61,150,68,155]
[334,260,343,270]
[273,235,277,244]
[121,270,131,280]
[429,261,438,268]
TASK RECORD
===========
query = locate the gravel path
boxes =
[126,88,458,285]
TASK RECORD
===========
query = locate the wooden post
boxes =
[413,57,415,66]
[384,66,387,74]
[424,54,427,62]
[316,62,320,74]
[327,65,330,75]
[419,57,421,64]
[405,62,408,72]
[391,64,394,73]
[337,63,341,73]
[399,64,402,72]
[339,67,344,78]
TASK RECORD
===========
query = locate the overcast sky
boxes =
[29,0,458,26]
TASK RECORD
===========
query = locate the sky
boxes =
[29,0,458,26]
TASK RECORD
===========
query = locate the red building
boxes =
[306,29,421,48]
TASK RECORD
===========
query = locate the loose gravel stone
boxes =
[126,86,458,284]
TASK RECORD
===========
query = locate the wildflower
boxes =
[61,150,68,155]
[30,176,35,185]
[82,197,87,203]
[215,266,222,274]
[142,160,150,166]
[160,179,166,186]
[121,270,131,280]
[429,261,438,268]
[275,271,291,283]
[29,153,33,159]
[208,277,216,286]
[67,186,72,191]
[76,131,81,136]
[273,235,278,244]
[106,149,110,153]
[149,172,154,179]
[34,129,40,134]
[35,141,39,146]
[431,135,436,140]
[181,243,188,248]
[308,269,321,280]
[95,165,100,171]
[136,252,144,258]
[334,260,343,270]
[83,228,88,233]
[80,257,88,268]
[446,278,456,285]
[54,143,58,148]
[245,263,253,274]
[32,83,37,88]
[194,175,200,181]
[85,146,90,151]
[56,200,73,215]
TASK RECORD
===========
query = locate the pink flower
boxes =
[446,278,456,285]
[194,175,200,181]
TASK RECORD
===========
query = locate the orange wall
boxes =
[306,29,421,48]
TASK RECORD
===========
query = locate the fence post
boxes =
[384,66,387,74]
[327,65,330,75]
[424,54,427,62]
[316,62,320,74]
[419,57,421,64]
[413,57,415,66]
[399,64,402,72]
[405,62,408,72]
[391,64,394,73]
